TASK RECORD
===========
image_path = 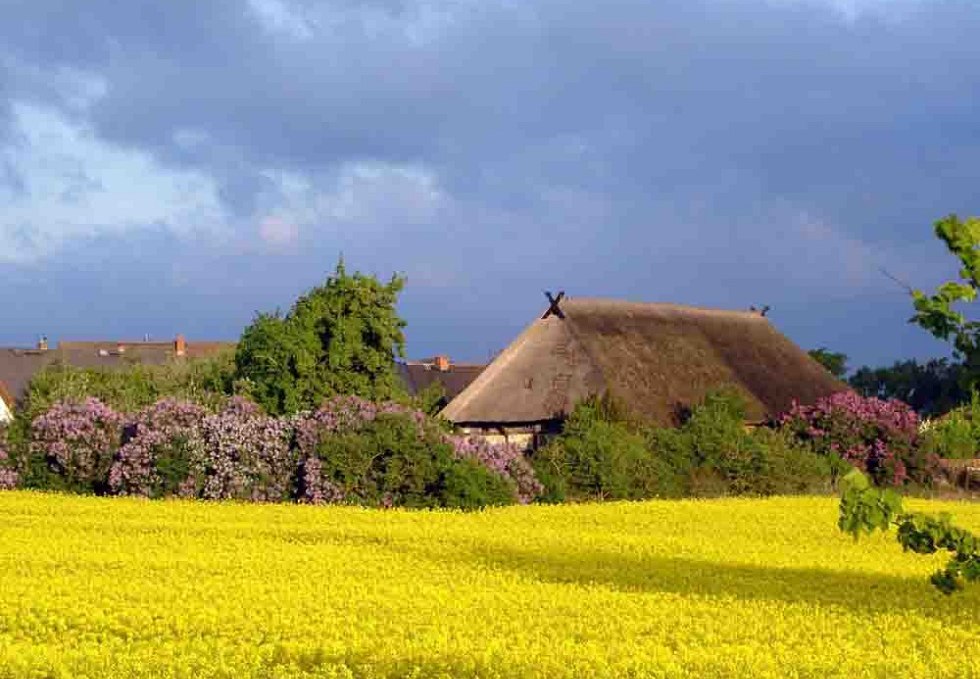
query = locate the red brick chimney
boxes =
[175,334,187,358]
[434,355,450,372]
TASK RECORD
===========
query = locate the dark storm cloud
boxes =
[0,0,976,367]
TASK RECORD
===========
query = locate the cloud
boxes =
[1,0,978,368]
[0,101,226,262]
[258,215,300,248]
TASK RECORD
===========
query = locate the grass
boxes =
[0,492,978,678]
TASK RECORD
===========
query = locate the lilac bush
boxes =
[0,435,17,490]
[198,399,296,502]
[293,395,420,504]
[779,391,936,486]
[109,397,297,501]
[294,395,543,504]
[449,435,543,503]
[26,393,543,506]
[31,398,123,492]
[295,455,344,505]
[294,395,422,453]
[108,399,209,497]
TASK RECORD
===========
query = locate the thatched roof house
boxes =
[441,297,846,443]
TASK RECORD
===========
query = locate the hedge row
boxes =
[0,396,541,509]
[530,389,940,502]
[0,389,939,507]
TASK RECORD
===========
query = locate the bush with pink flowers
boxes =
[449,435,543,503]
[0,430,18,490]
[30,398,123,493]
[197,398,296,502]
[7,393,544,508]
[779,391,937,486]
[294,395,523,507]
[109,399,209,497]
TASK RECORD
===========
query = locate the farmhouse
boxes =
[441,295,847,448]
[0,335,234,412]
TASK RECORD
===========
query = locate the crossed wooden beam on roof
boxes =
[542,291,566,320]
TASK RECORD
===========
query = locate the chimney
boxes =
[433,355,450,372]
[37,336,48,351]
[175,334,187,358]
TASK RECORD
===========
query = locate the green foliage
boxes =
[532,397,675,502]
[838,467,903,537]
[440,458,519,510]
[533,389,831,502]
[679,389,830,496]
[235,260,407,415]
[808,347,849,378]
[919,390,980,460]
[312,413,513,509]
[838,468,980,594]
[411,380,449,416]
[911,215,980,386]
[848,358,968,417]
[20,350,237,421]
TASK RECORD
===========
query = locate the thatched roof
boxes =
[441,297,847,426]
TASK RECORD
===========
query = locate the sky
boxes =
[1,0,977,371]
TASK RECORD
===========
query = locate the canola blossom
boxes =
[0,493,978,678]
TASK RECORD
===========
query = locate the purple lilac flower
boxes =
[780,392,934,485]
[0,440,17,490]
[109,399,209,497]
[448,435,543,503]
[31,398,123,489]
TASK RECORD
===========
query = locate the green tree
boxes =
[235,261,407,415]
[911,214,980,385]
[848,358,967,417]
[808,347,848,378]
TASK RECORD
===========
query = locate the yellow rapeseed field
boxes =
[0,492,978,678]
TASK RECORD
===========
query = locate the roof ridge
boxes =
[562,297,766,318]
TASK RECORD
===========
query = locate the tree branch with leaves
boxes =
[911,215,980,380]
[838,468,980,594]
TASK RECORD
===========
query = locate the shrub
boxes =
[779,391,935,486]
[109,397,297,502]
[449,436,543,503]
[533,389,832,502]
[532,397,675,502]
[295,396,519,508]
[668,389,830,496]
[302,411,513,508]
[196,398,297,502]
[0,427,18,490]
[920,413,976,460]
[749,428,832,495]
[919,391,980,460]
[30,398,123,493]
[21,351,237,422]
[109,399,210,498]
[438,457,518,510]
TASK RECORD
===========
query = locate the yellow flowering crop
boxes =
[0,492,978,678]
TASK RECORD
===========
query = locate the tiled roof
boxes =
[0,339,235,406]
[397,359,485,400]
